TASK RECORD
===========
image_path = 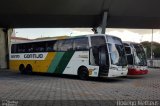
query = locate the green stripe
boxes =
[48,52,65,73]
[54,51,75,74]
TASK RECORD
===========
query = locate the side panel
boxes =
[9,51,99,77]
[62,51,99,77]
[47,52,65,73]
[36,53,56,72]
[9,52,56,72]
[50,51,75,74]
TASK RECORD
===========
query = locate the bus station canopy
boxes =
[0,0,160,28]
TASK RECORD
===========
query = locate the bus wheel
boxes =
[26,64,33,75]
[78,66,89,80]
[19,64,25,74]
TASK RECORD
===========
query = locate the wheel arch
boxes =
[77,65,89,75]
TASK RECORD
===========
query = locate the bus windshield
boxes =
[133,44,147,66]
[107,36,127,66]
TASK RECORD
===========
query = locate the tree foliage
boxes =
[141,41,160,58]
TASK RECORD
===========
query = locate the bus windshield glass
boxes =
[107,36,127,66]
[133,44,147,66]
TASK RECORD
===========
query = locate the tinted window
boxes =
[91,36,106,47]
[17,44,26,53]
[125,47,131,54]
[12,41,58,53]
[46,41,57,52]
[57,39,73,51]
[53,41,59,51]
[62,39,73,51]
[73,37,89,51]
[33,42,46,52]
[11,44,17,53]
[25,43,34,52]
[57,40,63,51]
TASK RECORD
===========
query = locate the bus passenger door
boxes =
[99,46,108,67]
[90,36,109,76]
[98,46,109,73]
[89,46,109,75]
[89,46,99,66]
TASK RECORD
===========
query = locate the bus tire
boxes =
[26,64,33,75]
[19,64,25,74]
[78,66,89,80]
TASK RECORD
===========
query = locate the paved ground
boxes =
[0,68,160,106]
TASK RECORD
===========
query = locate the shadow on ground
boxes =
[0,70,125,83]
[120,75,146,79]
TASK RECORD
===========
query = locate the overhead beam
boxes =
[1,0,160,28]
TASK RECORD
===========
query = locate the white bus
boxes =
[123,42,148,75]
[10,34,128,79]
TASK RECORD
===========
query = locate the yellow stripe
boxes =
[10,52,56,73]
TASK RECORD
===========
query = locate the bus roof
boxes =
[123,41,143,46]
[11,34,119,44]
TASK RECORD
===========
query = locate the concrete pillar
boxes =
[0,28,12,69]
[0,28,7,69]
[92,11,108,34]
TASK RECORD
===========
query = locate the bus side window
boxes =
[17,44,25,53]
[53,41,58,51]
[56,40,73,51]
[73,38,89,51]
[46,47,52,52]
[61,39,73,51]
[125,47,131,54]
[46,41,57,52]
[57,40,64,51]
[25,43,33,53]
[11,44,17,53]
[32,42,46,52]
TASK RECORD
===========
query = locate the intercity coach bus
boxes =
[10,34,128,79]
[123,42,148,75]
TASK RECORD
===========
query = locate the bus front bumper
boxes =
[127,68,148,75]
[107,67,128,77]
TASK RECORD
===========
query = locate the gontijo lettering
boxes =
[10,53,47,60]
[24,54,43,58]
